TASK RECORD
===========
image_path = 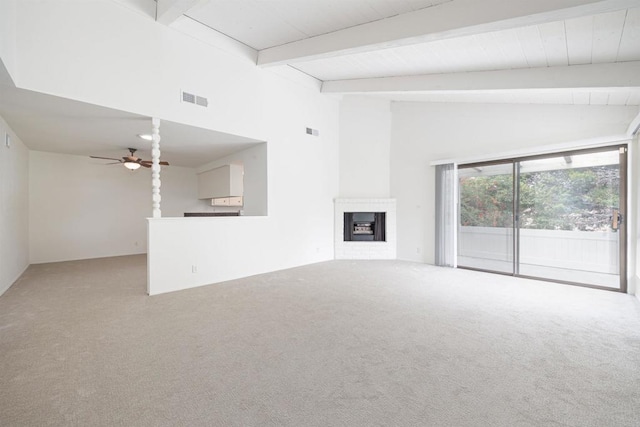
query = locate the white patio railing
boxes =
[458,226,618,274]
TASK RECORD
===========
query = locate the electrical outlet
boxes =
[192,265,198,273]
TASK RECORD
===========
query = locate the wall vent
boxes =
[195,96,208,107]
[181,90,208,108]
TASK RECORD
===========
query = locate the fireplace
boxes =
[334,199,396,260]
[344,212,386,241]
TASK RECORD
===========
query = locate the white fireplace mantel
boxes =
[334,198,397,260]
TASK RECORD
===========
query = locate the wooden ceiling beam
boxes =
[258,0,638,67]
[156,0,209,25]
[321,61,640,94]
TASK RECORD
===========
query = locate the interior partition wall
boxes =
[457,145,627,292]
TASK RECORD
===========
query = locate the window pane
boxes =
[518,151,620,287]
[458,163,514,274]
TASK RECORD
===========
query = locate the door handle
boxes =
[612,209,622,231]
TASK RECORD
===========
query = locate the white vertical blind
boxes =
[435,163,457,267]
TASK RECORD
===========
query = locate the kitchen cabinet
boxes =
[211,196,243,206]
[197,164,243,200]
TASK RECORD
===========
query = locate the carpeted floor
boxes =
[1,255,639,426]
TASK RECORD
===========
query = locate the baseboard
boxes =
[30,251,147,265]
[0,263,29,297]
[629,275,639,297]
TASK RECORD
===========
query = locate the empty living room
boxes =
[1,0,640,426]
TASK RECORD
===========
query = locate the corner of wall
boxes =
[0,113,29,296]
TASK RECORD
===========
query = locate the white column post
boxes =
[151,117,162,218]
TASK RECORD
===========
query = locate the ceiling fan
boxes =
[90,148,169,170]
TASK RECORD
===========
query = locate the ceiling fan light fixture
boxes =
[137,134,153,141]
[124,161,141,170]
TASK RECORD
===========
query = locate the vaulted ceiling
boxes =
[159,0,640,106]
[2,0,639,167]
[185,0,452,50]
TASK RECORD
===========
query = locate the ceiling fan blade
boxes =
[140,162,152,168]
[90,156,122,161]
[140,160,170,166]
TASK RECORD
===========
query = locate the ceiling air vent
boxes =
[181,90,208,108]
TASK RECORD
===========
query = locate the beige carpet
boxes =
[1,255,640,426]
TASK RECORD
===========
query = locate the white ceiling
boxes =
[369,88,640,106]
[178,0,640,106]
[186,0,452,50]
[2,0,639,165]
[294,8,640,80]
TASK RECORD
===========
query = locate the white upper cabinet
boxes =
[197,164,244,199]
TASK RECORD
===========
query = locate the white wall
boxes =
[4,1,340,291]
[0,0,17,84]
[13,0,263,141]
[339,96,391,198]
[29,151,206,264]
[0,113,29,296]
[149,70,340,294]
[390,102,639,264]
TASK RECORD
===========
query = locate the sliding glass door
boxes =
[458,162,515,274]
[457,146,626,291]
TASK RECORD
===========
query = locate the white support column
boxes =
[151,118,162,218]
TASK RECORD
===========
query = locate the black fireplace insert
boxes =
[344,212,386,242]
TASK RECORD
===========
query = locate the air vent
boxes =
[181,90,208,108]
[182,91,195,103]
[196,96,208,107]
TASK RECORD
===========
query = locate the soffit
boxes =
[0,84,262,168]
